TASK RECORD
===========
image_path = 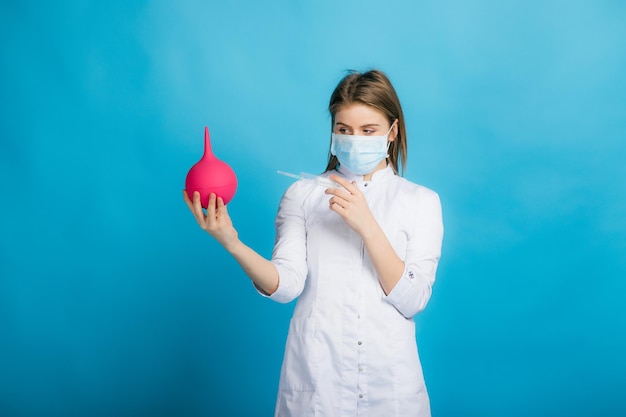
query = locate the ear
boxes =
[389,119,399,142]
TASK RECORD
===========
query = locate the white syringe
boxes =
[277,170,341,188]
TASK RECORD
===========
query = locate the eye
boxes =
[363,129,375,135]
[337,127,351,134]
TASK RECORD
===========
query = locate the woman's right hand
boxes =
[183,190,239,250]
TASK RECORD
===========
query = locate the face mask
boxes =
[330,124,394,175]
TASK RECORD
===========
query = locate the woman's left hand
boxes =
[325,174,377,238]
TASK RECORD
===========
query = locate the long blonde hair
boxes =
[325,70,407,175]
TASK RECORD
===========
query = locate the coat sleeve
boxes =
[384,188,444,319]
[254,181,311,303]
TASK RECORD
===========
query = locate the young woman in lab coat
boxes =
[183,69,443,417]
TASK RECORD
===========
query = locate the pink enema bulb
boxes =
[185,126,238,208]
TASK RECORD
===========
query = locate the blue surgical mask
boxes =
[330,124,394,175]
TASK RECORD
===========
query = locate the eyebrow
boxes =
[335,122,382,128]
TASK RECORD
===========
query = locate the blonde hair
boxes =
[325,69,407,175]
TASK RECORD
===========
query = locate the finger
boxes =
[329,174,359,195]
[329,199,346,215]
[184,190,204,226]
[192,190,202,211]
[192,191,208,225]
[183,190,194,210]
[216,196,227,220]
[328,174,350,189]
[206,193,217,223]
[328,196,347,210]
[325,184,353,201]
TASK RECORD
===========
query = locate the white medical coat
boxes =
[260,165,443,417]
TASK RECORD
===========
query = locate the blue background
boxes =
[1,1,625,416]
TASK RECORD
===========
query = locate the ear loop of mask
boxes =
[385,120,397,157]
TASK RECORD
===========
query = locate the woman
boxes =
[183,69,443,416]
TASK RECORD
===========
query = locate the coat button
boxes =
[357,341,362,345]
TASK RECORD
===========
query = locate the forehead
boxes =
[334,103,387,125]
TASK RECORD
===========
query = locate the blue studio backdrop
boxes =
[1,1,625,416]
